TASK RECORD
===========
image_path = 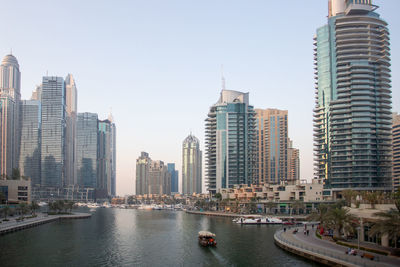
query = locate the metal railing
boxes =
[274,230,383,267]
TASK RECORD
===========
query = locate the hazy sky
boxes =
[1,0,399,196]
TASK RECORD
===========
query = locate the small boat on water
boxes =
[198,231,217,247]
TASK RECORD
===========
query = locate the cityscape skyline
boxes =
[1,0,399,195]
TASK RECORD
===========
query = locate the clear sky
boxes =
[1,0,399,196]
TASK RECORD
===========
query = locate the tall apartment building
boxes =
[313,0,392,193]
[182,134,202,194]
[288,139,300,182]
[205,89,255,194]
[136,152,151,195]
[98,119,112,197]
[40,76,65,188]
[0,54,21,178]
[393,113,400,191]
[19,100,41,186]
[76,113,98,188]
[64,74,78,186]
[109,114,117,197]
[167,163,179,193]
[148,160,170,195]
[255,109,289,184]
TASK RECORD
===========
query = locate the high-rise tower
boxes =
[40,76,65,188]
[19,100,41,186]
[76,112,98,188]
[314,0,392,193]
[64,74,78,186]
[182,134,202,194]
[136,152,151,195]
[393,113,400,191]
[205,90,256,194]
[0,54,21,178]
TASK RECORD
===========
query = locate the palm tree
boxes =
[291,200,305,215]
[2,205,10,220]
[341,189,357,207]
[364,191,382,209]
[325,207,357,238]
[307,203,330,224]
[265,201,276,214]
[369,205,400,248]
[30,201,40,216]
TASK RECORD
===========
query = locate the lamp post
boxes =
[356,226,360,250]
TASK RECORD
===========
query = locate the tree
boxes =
[325,207,357,238]
[370,202,400,248]
[2,205,10,220]
[65,201,75,213]
[364,191,382,209]
[265,201,276,214]
[17,203,29,217]
[30,201,40,216]
[307,203,330,224]
[341,190,357,207]
[291,200,305,215]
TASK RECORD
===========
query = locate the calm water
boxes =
[0,209,316,266]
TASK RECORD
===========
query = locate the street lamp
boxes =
[356,226,360,250]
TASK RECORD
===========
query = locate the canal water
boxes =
[0,209,316,266]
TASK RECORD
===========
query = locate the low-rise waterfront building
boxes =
[0,179,31,204]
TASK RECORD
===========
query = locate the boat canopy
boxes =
[198,231,216,237]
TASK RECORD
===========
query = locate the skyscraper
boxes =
[167,163,179,193]
[108,113,117,197]
[98,119,112,197]
[393,113,400,191]
[136,152,151,195]
[314,0,392,193]
[40,76,65,188]
[19,100,41,186]
[255,109,289,184]
[205,89,255,194]
[288,139,300,182]
[182,134,202,194]
[64,74,78,186]
[148,160,170,195]
[76,113,98,188]
[0,54,21,178]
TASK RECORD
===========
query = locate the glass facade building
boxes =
[182,134,202,194]
[136,152,151,195]
[64,74,78,186]
[205,90,256,194]
[76,112,98,188]
[40,76,65,188]
[19,100,41,187]
[314,0,392,192]
[167,163,179,193]
[98,119,112,197]
[0,54,21,178]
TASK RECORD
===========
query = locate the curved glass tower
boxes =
[0,54,21,177]
[314,0,392,193]
[182,134,202,194]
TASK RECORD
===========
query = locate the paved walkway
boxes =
[0,212,91,234]
[278,227,400,267]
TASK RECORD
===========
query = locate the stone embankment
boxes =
[185,210,307,220]
[0,213,91,235]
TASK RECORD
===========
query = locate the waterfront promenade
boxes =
[275,228,400,267]
[185,210,308,220]
[0,212,91,235]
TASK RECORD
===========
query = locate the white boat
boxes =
[266,217,283,224]
[38,201,47,207]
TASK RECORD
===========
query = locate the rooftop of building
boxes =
[1,54,19,68]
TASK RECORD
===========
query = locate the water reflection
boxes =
[0,209,316,267]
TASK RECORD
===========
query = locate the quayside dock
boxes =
[0,213,91,236]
